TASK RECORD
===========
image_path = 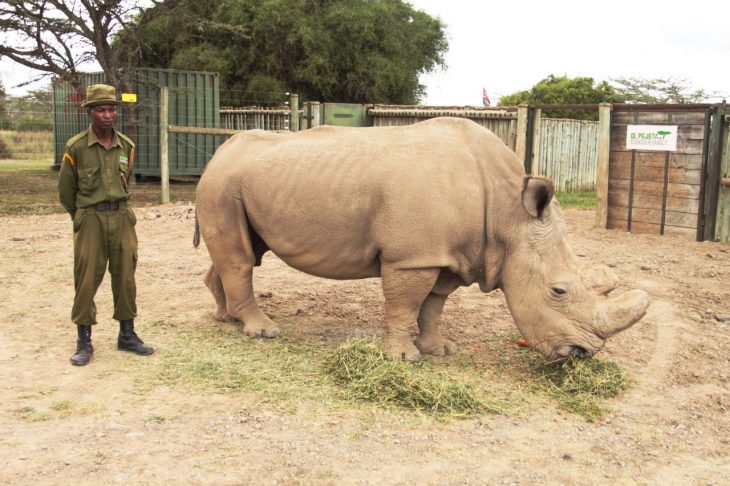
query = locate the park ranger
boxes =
[58,84,154,366]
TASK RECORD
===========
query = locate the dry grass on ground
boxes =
[0,158,197,216]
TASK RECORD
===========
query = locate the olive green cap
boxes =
[82,84,119,108]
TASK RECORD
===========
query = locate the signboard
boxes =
[626,125,678,151]
[121,93,137,103]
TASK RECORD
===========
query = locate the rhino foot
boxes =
[241,314,281,338]
[243,324,281,339]
[385,341,422,361]
[415,337,457,357]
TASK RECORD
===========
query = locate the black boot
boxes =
[70,325,93,366]
[118,319,154,355]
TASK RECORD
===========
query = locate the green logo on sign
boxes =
[656,130,671,137]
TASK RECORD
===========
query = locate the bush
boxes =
[0,136,10,159]
[13,116,53,132]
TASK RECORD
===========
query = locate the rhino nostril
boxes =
[569,345,590,359]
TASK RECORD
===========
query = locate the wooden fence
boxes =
[534,118,599,192]
[368,105,519,151]
[217,103,600,192]
[221,107,291,131]
[160,91,729,242]
[368,105,599,192]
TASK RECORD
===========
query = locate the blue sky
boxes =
[2,0,728,105]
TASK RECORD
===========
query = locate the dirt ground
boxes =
[1,204,728,485]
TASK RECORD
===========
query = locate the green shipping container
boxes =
[53,68,221,177]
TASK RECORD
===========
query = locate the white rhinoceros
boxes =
[194,117,649,360]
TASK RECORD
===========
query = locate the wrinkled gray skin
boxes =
[195,117,650,361]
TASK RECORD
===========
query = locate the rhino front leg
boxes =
[415,292,456,356]
[204,264,238,322]
[381,267,440,360]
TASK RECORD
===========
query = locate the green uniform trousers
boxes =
[72,204,138,326]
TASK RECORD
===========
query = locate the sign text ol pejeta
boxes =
[626,125,678,152]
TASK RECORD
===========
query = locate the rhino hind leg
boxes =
[415,292,456,356]
[204,264,239,322]
[381,266,440,360]
[203,205,280,339]
[215,260,281,338]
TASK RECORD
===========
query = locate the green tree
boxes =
[0,0,157,140]
[122,0,448,105]
[0,80,9,130]
[610,76,718,104]
[8,87,53,131]
[498,75,625,120]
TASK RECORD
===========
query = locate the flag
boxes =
[482,88,491,107]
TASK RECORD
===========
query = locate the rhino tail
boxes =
[193,207,201,248]
[194,163,208,248]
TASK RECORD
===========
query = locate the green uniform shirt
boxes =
[58,125,135,217]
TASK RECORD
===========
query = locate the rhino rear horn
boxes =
[581,264,618,296]
[522,176,555,218]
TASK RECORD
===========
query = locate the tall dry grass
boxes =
[0,130,54,160]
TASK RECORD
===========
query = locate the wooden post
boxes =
[289,93,299,132]
[703,103,726,241]
[530,108,542,177]
[309,101,321,128]
[595,103,612,228]
[515,104,529,166]
[159,86,170,204]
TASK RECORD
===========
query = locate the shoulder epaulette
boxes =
[117,132,136,149]
[65,128,90,149]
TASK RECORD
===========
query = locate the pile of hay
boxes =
[324,340,500,417]
[533,356,632,420]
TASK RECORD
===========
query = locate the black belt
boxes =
[94,201,120,211]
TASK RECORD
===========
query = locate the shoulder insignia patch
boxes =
[63,151,75,166]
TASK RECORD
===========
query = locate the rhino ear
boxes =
[522,176,555,218]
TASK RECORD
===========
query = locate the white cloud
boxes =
[410,0,730,105]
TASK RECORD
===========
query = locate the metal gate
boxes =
[52,68,221,177]
[606,104,726,241]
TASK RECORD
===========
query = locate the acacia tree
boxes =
[0,1,152,89]
[8,87,54,131]
[500,75,722,120]
[0,80,8,129]
[0,0,157,138]
[610,77,719,104]
[498,75,625,120]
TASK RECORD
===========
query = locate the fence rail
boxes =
[221,107,291,131]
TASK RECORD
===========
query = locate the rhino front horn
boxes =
[596,289,651,338]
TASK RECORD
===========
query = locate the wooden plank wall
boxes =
[368,107,518,151]
[537,118,599,192]
[607,110,707,239]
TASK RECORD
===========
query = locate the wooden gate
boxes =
[606,104,726,240]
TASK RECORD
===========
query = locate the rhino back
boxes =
[200,118,522,280]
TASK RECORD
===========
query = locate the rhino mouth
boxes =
[554,344,594,360]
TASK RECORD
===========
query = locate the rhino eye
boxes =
[551,287,567,297]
